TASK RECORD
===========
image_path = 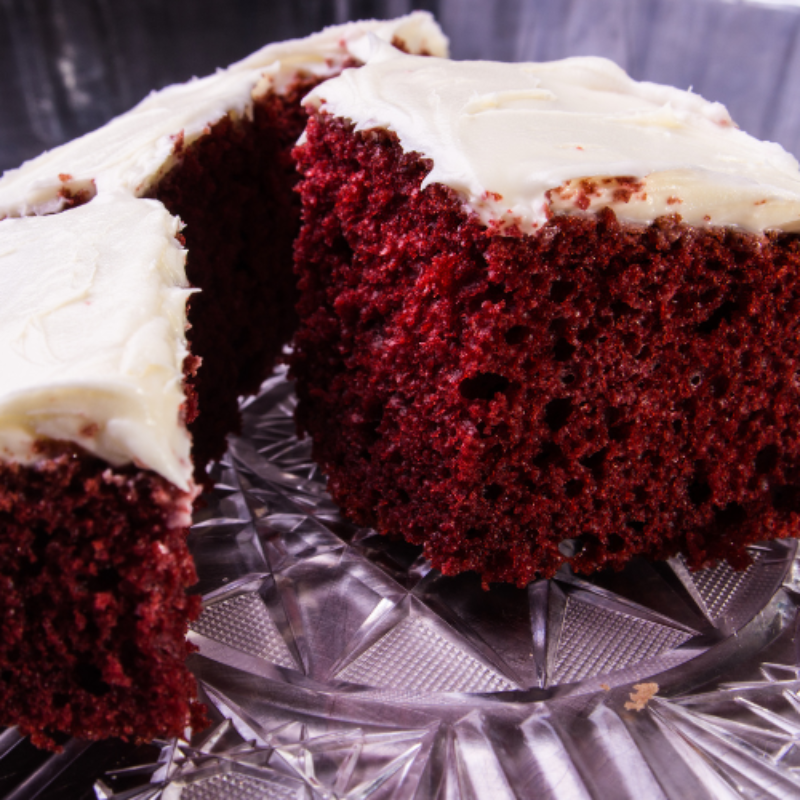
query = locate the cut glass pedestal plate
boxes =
[4,366,800,800]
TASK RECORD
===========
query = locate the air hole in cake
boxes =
[607,533,626,552]
[561,372,576,385]
[578,324,599,343]
[623,333,643,356]
[611,300,636,319]
[544,397,574,432]
[711,375,730,398]
[362,405,384,444]
[715,502,746,529]
[580,447,608,474]
[87,567,120,593]
[553,337,576,361]
[484,284,512,304]
[504,325,528,345]
[689,373,703,387]
[483,483,504,501]
[533,442,563,469]
[700,286,718,302]
[20,529,50,578]
[697,298,739,335]
[756,444,779,474]
[119,640,140,675]
[549,279,576,303]
[465,527,483,540]
[609,422,633,442]
[773,484,800,513]
[75,663,111,697]
[626,519,646,533]
[459,372,511,401]
[565,479,584,498]
[398,488,410,503]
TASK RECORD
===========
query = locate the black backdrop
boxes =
[3,0,800,174]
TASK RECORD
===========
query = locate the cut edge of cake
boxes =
[0,14,448,749]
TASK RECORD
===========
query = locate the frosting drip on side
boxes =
[304,42,800,234]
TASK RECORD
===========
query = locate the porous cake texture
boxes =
[292,46,800,587]
[0,446,203,747]
[0,15,447,748]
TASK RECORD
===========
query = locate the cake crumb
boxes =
[600,683,611,691]
[79,422,99,438]
[624,682,659,711]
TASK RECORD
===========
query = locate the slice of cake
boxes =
[0,16,447,749]
[292,41,800,588]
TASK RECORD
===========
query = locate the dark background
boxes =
[3,0,800,175]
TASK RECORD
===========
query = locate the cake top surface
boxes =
[0,14,447,489]
[0,13,447,219]
[0,193,193,488]
[305,41,800,234]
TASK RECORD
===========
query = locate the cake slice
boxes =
[292,41,800,588]
[0,15,447,749]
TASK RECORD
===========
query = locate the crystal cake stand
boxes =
[4,366,800,799]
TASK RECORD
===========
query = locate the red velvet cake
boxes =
[292,45,800,587]
[0,16,447,749]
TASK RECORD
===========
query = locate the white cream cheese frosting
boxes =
[0,193,194,489]
[0,14,448,489]
[304,40,800,234]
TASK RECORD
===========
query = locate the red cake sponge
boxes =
[292,114,800,587]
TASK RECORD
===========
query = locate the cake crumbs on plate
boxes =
[625,682,659,711]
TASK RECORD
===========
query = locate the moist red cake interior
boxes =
[152,75,322,479]
[0,77,322,749]
[292,114,800,587]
